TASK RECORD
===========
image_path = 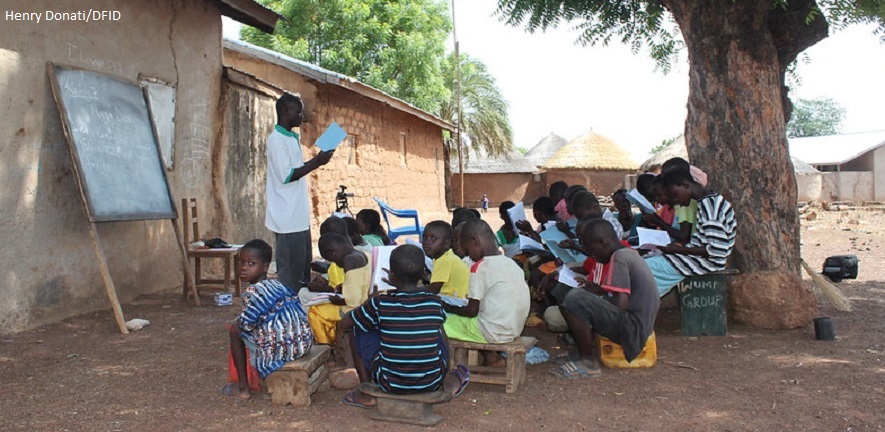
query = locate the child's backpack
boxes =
[822,255,859,282]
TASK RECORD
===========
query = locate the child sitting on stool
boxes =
[444,220,531,367]
[339,244,470,407]
[307,233,371,345]
[222,239,313,399]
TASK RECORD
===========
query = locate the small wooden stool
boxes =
[266,345,331,407]
[448,336,536,394]
[359,383,452,426]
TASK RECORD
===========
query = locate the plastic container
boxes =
[214,292,233,306]
[598,332,657,368]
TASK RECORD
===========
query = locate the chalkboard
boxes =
[49,64,176,222]
[677,273,730,336]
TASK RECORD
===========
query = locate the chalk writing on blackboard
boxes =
[49,64,176,222]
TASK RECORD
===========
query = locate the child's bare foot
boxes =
[481,351,506,368]
[221,383,250,400]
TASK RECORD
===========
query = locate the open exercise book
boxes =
[303,292,344,307]
[626,189,656,214]
[538,228,587,264]
[506,201,546,252]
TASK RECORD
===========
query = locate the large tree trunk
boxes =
[664,0,827,328]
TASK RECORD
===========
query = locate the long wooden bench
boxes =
[265,344,331,407]
[359,383,452,426]
[448,336,535,394]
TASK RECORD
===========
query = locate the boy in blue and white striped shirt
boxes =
[339,244,469,408]
[644,168,737,297]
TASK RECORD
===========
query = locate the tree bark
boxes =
[663,0,827,328]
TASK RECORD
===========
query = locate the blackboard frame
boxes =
[48,63,178,222]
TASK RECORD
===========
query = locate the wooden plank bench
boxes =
[676,269,739,336]
[448,336,535,394]
[265,344,331,407]
[359,383,452,426]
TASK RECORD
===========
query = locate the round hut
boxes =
[524,133,569,169]
[541,130,638,196]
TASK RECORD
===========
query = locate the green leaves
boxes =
[497,0,682,72]
[439,54,513,157]
[786,97,846,138]
[242,0,451,112]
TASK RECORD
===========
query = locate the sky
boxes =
[223,1,885,162]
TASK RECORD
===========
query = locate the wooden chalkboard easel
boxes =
[48,63,200,334]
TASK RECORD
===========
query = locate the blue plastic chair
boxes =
[373,197,424,242]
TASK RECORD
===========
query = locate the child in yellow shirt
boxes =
[308,232,371,344]
[423,220,469,298]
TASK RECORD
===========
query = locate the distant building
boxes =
[450,147,541,208]
[223,39,454,242]
[0,0,279,333]
[524,133,568,168]
[541,131,638,197]
[789,130,885,202]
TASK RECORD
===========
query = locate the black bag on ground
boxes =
[822,255,859,282]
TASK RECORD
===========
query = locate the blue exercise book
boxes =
[316,122,348,151]
[539,228,587,264]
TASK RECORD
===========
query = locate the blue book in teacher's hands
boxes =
[316,122,348,152]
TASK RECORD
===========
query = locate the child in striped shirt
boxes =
[340,244,469,408]
[644,168,737,297]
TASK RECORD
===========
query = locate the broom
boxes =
[800,259,852,312]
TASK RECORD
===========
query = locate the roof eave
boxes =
[212,0,280,34]
[223,38,455,132]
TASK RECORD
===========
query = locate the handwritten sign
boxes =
[677,274,729,336]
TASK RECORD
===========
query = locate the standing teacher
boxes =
[266,93,334,291]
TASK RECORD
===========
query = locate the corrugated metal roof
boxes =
[223,38,455,132]
[788,130,885,165]
[452,147,538,174]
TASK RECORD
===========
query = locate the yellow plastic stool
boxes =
[598,332,657,368]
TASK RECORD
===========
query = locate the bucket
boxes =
[813,317,835,341]
[214,292,233,306]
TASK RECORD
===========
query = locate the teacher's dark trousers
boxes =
[275,230,311,291]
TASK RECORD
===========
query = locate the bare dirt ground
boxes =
[1,208,883,431]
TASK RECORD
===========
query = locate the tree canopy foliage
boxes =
[495,0,885,73]
[242,0,451,113]
[439,53,514,156]
[787,97,846,137]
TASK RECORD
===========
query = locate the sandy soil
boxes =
[1,208,883,431]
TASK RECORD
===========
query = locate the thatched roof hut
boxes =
[540,130,637,196]
[524,133,568,169]
[542,130,638,171]
[639,136,686,172]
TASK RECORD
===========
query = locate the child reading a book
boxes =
[423,220,470,298]
[222,239,312,399]
[307,232,371,344]
[444,220,531,367]
[339,244,470,407]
